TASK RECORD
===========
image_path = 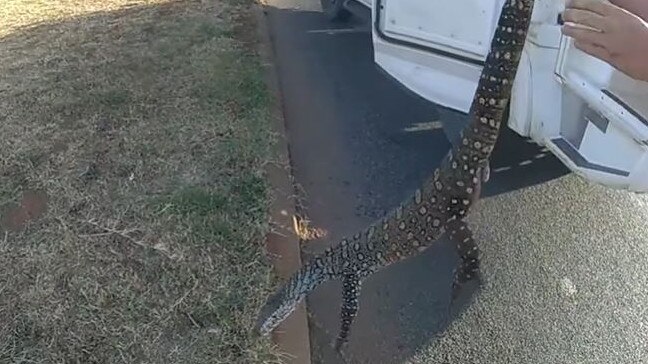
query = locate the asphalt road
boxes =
[263,1,648,363]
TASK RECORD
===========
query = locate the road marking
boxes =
[404,121,443,132]
[307,28,369,35]
[492,166,511,173]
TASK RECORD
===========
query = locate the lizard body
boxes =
[256,0,535,350]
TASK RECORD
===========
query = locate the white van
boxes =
[323,0,648,193]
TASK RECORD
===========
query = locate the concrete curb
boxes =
[253,3,312,364]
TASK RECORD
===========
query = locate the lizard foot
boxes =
[451,265,482,302]
[333,273,361,353]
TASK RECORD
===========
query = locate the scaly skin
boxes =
[256,0,535,351]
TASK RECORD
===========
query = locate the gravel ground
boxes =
[411,174,648,364]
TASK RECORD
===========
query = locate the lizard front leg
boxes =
[334,273,361,352]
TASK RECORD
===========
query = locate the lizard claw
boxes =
[334,337,347,353]
[451,268,482,302]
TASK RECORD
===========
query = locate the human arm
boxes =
[561,0,648,82]
[608,0,648,21]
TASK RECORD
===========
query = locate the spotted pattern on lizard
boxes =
[255,0,535,351]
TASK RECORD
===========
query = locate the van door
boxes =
[371,0,507,113]
[548,33,648,192]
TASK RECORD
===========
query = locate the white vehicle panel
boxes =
[379,0,504,60]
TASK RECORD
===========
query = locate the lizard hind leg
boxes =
[446,219,482,300]
[334,273,361,352]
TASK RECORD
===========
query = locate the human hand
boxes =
[609,0,648,21]
[561,0,648,82]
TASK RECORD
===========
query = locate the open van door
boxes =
[371,0,648,192]
[548,33,648,191]
[371,0,508,112]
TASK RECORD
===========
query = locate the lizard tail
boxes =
[255,261,332,336]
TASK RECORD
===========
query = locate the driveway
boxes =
[263,1,648,363]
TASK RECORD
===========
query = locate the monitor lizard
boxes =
[256,0,536,351]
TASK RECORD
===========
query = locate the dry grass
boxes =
[0,0,285,362]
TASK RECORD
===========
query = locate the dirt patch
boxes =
[0,189,48,232]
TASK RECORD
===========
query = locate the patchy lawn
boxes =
[0,0,284,362]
